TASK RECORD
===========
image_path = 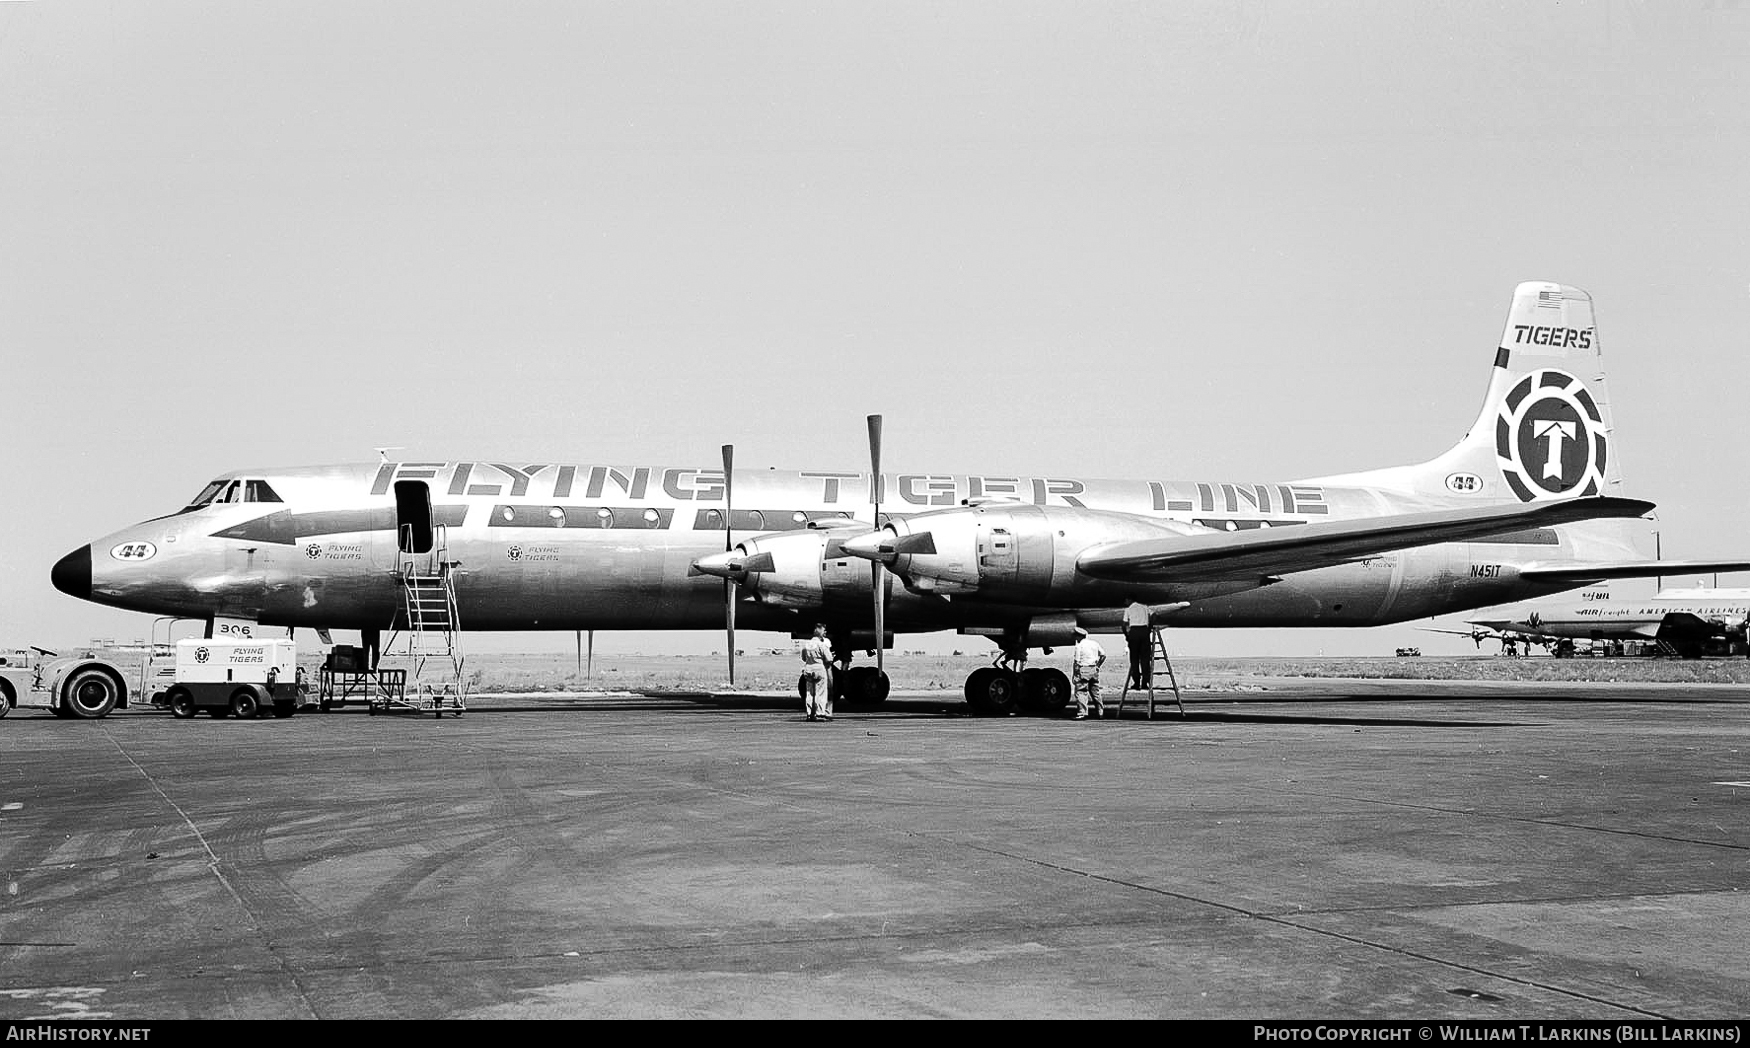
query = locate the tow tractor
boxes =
[161,638,306,719]
[0,646,134,719]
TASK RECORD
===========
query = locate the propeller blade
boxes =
[868,414,884,674]
[723,444,735,685]
[722,445,735,553]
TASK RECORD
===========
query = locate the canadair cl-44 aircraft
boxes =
[49,282,1750,716]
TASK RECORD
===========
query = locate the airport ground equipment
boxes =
[1116,628,1185,720]
[162,638,303,719]
[316,645,407,712]
[375,523,467,717]
[0,646,132,719]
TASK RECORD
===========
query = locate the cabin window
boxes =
[642,508,660,524]
[549,507,566,526]
[596,507,614,528]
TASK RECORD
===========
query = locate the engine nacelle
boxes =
[873,503,1210,604]
[721,528,894,616]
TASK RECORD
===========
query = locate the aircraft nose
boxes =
[52,545,92,599]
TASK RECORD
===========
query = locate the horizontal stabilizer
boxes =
[1517,558,1750,585]
[1076,497,1654,584]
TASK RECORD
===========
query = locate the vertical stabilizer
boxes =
[1316,282,1624,505]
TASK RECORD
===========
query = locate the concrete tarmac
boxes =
[2,678,1747,1020]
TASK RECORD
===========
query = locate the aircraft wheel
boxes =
[841,666,890,706]
[230,688,260,720]
[168,687,197,719]
[1037,668,1072,715]
[964,667,1000,713]
[863,668,890,704]
[1018,668,1072,715]
[978,671,1021,717]
[63,669,120,719]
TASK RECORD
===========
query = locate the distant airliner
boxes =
[1451,586,1750,658]
[49,282,1750,717]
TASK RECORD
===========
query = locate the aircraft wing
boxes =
[1517,559,1750,585]
[1076,497,1654,584]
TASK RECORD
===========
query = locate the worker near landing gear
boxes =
[1123,598,1152,689]
[799,623,834,721]
[1071,626,1106,720]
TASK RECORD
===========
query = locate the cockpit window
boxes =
[185,481,227,509]
[182,478,283,511]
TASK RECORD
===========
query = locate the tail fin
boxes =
[1318,281,1624,504]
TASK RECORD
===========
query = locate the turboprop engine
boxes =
[839,502,1216,604]
[690,525,897,616]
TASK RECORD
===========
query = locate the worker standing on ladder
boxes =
[1123,598,1152,690]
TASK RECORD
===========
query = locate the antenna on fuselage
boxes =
[374,446,405,462]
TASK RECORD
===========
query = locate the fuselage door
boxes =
[395,480,434,564]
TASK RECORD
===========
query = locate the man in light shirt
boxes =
[1071,626,1106,720]
[799,623,834,721]
[1123,599,1153,689]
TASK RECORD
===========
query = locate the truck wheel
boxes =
[0,679,14,718]
[168,687,197,719]
[230,688,260,720]
[63,669,120,719]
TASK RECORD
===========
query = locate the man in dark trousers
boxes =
[1124,599,1153,689]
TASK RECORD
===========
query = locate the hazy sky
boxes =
[3,1,1747,657]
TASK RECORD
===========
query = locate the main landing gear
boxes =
[963,647,1071,718]
[830,640,890,706]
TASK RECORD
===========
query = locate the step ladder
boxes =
[377,526,467,717]
[1117,627,1185,719]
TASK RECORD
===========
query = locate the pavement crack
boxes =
[100,725,322,1020]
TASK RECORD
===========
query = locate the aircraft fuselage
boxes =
[56,460,1593,637]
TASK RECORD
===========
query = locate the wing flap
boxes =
[1076,497,1654,584]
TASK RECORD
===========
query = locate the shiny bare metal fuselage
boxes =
[69,459,1587,637]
